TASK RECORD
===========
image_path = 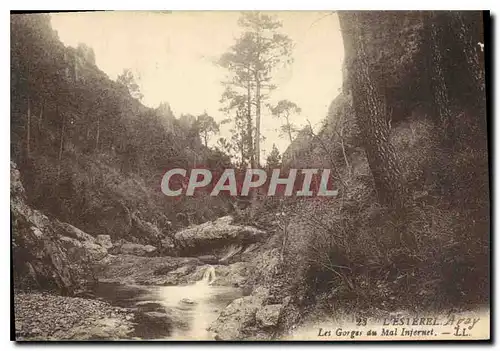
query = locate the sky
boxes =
[50,11,344,158]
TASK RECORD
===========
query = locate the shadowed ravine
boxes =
[93,267,244,340]
[11,11,489,342]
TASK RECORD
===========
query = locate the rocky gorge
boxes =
[12,161,293,341]
[11,11,489,342]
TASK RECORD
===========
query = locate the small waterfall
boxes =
[198,265,216,286]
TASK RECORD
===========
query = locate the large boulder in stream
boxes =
[209,287,292,340]
[209,287,286,340]
[209,295,266,340]
[174,216,266,254]
[11,162,106,295]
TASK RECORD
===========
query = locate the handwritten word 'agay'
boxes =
[160,168,339,197]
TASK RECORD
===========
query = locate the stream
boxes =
[93,266,244,340]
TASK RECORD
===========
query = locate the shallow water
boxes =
[94,279,243,340]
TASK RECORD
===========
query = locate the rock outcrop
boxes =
[55,221,108,262]
[96,235,113,249]
[109,241,157,256]
[209,287,288,340]
[130,211,162,244]
[256,304,284,327]
[209,294,267,340]
[174,216,266,254]
[158,236,177,256]
[11,162,106,295]
[94,201,132,241]
[97,254,202,285]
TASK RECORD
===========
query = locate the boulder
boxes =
[58,236,107,263]
[210,262,250,287]
[180,298,196,305]
[118,243,157,256]
[160,236,175,249]
[56,221,95,242]
[256,304,283,327]
[174,216,266,253]
[158,236,177,256]
[208,294,266,340]
[55,221,108,262]
[208,287,285,340]
[95,202,132,240]
[96,235,113,249]
[130,211,161,243]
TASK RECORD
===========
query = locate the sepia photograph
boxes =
[10,10,490,341]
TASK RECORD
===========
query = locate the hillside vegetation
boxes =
[277,11,489,315]
[11,14,233,245]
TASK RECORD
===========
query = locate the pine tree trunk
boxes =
[38,99,44,132]
[339,12,413,247]
[241,145,245,167]
[95,117,100,151]
[350,14,405,210]
[339,125,350,172]
[285,113,293,145]
[26,97,31,158]
[453,11,486,135]
[429,12,454,144]
[57,106,65,180]
[352,66,406,211]
[246,76,255,169]
[255,77,261,167]
[285,114,295,162]
[74,52,79,81]
[453,12,485,95]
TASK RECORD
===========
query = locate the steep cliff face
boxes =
[11,162,108,295]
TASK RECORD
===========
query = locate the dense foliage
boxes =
[275,11,489,312]
[11,14,234,242]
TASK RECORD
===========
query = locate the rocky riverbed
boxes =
[12,160,294,341]
[14,292,135,341]
[14,242,291,341]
